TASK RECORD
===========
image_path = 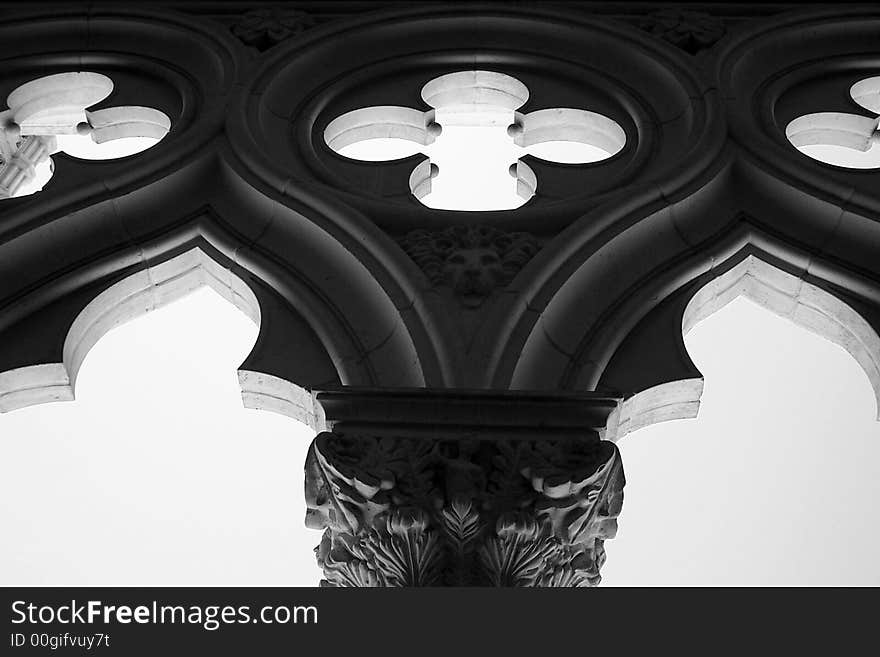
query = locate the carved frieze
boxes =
[305,431,624,587]
[398,225,540,308]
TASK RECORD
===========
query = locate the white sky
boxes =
[604,296,880,586]
[2,109,879,586]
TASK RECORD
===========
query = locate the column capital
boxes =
[305,388,625,586]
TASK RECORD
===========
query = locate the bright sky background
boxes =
[2,106,879,586]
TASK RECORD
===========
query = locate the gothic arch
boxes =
[604,253,880,441]
[0,246,327,430]
[0,206,436,414]
[507,205,880,437]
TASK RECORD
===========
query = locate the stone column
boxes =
[305,389,624,587]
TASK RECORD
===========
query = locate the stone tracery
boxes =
[324,70,626,210]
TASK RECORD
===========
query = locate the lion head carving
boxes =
[398,225,540,308]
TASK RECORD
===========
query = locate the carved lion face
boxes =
[398,225,540,309]
[443,247,505,308]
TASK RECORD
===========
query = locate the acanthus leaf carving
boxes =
[440,496,484,585]
[441,496,483,555]
[306,430,624,587]
[317,507,444,588]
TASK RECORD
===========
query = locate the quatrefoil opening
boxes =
[0,72,171,199]
[323,70,626,210]
[785,76,880,169]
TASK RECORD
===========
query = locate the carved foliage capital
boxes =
[305,431,624,586]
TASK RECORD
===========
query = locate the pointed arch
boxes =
[604,254,880,441]
[0,247,326,431]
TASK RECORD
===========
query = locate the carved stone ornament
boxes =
[398,225,540,308]
[640,9,725,54]
[305,431,624,587]
[231,8,316,51]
